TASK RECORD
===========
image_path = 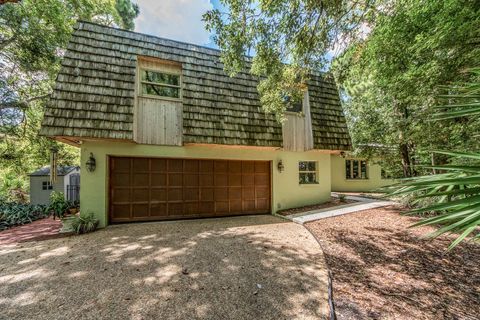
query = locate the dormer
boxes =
[282,90,314,151]
[133,56,183,146]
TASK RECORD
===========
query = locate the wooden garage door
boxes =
[109,157,271,223]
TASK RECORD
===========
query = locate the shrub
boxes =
[0,202,48,231]
[338,194,347,203]
[47,191,71,219]
[70,212,99,234]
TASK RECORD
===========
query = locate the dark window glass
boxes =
[42,181,53,190]
[345,160,351,179]
[346,159,368,179]
[283,95,303,113]
[141,84,179,98]
[141,70,179,86]
[361,161,368,179]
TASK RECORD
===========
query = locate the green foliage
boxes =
[47,191,70,219]
[333,0,480,177]
[386,69,480,249]
[203,0,378,121]
[0,201,47,231]
[0,0,139,199]
[338,194,347,203]
[70,212,99,234]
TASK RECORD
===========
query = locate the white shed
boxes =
[29,166,80,205]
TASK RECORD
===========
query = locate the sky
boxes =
[134,0,224,48]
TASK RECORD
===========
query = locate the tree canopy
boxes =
[0,0,139,200]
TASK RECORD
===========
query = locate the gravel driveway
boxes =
[0,215,328,320]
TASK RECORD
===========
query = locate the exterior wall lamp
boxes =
[86,152,96,172]
[340,151,346,158]
[277,160,284,173]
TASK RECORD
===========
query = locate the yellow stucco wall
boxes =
[330,155,395,192]
[80,141,333,227]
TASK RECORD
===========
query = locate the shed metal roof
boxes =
[40,21,352,150]
[29,166,79,177]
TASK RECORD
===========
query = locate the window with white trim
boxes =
[299,161,318,184]
[139,69,181,99]
[345,159,368,179]
[42,181,53,190]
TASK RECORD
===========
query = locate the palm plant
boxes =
[387,68,480,250]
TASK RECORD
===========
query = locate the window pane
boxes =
[299,173,317,184]
[361,161,367,179]
[142,70,179,86]
[142,84,179,98]
[299,161,307,172]
[353,160,359,178]
[345,160,351,179]
[307,161,316,171]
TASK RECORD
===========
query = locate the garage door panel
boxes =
[256,187,269,198]
[169,173,183,186]
[168,188,183,201]
[215,201,229,213]
[112,204,131,218]
[255,161,269,173]
[242,188,255,199]
[199,174,214,186]
[151,173,167,186]
[112,173,130,186]
[229,187,241,199]
[133,173,149,186]
[214,174,228,186]
[112,188,130,202]
[230,200,242,212]
[242,174,255,186]
[214,188,228,201]
[242,162,254,173]
[110,157,271,223]
[199,201,214,213]
[229,161,242,173]
[133,158,149,171]
[150,203,167,216]
[133,189,149,202]
[184,188,199,201]
[168,159,183,172]
[113,158,131,171]
[184,160,199,173]
[184,174,199,186]
[256,198,270,211]
[200,188,214,201]
[168,203,184,215]
[215,160,228,173]
[229,174,242,186]
[199,160,214,173]
[133,204,149,218]
[151,188,166,201]
[254,174,269,186]
[151,159,166,172]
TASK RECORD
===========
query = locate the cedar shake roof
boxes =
[40,21,352,150]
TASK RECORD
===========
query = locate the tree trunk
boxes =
[400,143,412,177]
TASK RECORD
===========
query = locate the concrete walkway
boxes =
[285,193,396,225]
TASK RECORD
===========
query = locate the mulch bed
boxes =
[306,206,480,320]
[277,198,357,216]
[0,217,66,245]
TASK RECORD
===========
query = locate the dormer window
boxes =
[283,95,303,113]
[139,69,181,99]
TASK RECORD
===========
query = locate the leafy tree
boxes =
[0,0,139,198]
[334,0,480,177]
[203,0,379,121]
[387,68,480,249]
